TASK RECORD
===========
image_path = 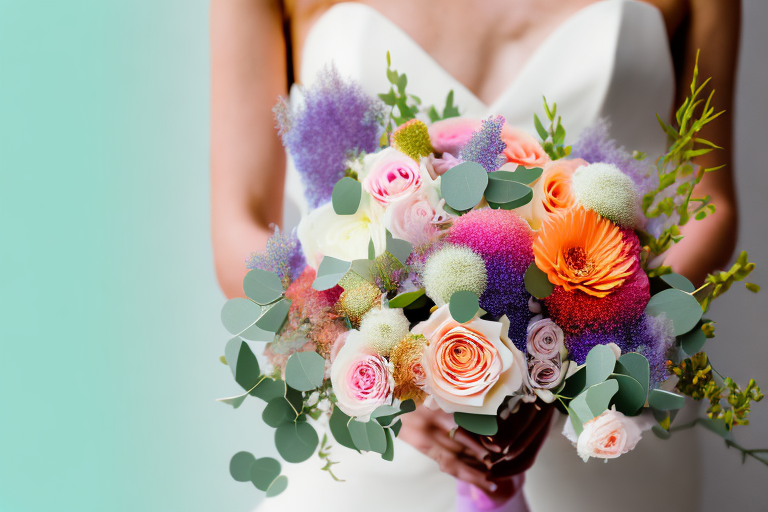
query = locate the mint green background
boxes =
[0,1,270,511]
[1,1,767,511]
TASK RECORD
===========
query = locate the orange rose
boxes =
[513,158,588,229]
[501,125,550,168]
[412,305,525,414]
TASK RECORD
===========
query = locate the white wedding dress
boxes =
[265,1,701,511]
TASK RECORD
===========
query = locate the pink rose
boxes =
[501,125,550,167]
[428,118,481,156]
[563,407,654,462]
[383,189,441,245]
[423,152,462,179]
[361,148,422,206]
[330,331,394,421]
[412,305,525,414]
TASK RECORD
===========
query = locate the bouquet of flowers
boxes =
[218,53,765,497]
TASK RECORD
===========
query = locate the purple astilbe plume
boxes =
[565,313,675,388]
[459,115,507,172]
[571,119,658,195]
[246,227,306,285]
[273,66,386,209]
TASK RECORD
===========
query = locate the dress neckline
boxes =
[302,0,661,110]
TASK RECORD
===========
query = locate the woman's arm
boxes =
[663,0,741,285]
[210,0,288,299]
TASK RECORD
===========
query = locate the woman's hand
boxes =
[398,406,498,493]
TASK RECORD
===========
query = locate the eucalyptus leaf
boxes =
[229,451,256,482]
[382,428,395,462]
[329,406,357,451]
[648,389,685,411]
[617,352,650,400]
[265,475,289,497]
[484,176,532,205]
[441,162,489,211]
[660,273,695,293]
[284,351,326,392]
[652,425,671,440]
[389,289,426,308]
[243,269,284,305]
[263,397,298,428]
[239,322,275,342]
[585,379,619,416]
[313,257,351,291]
[221,298,262,335]
[680,327,706,355]
[454,413,498,436]
[332,177,362,215]
[249,457,281,491]
[255,299,291,333]
[560,365,586,399]
[224,337,242,379]
[645,289,703,336]
[509,165,544,184]
[275,422,319,463]
[216,393,248,409]
[349,419,387,454]
[374,399,417,426]
[391,419,403,437]
[250,378,287,402]
[567,407,584,436]
[234,340,260,391]
[610,374,646,416]
[568,393,593,424]
[524,263,554,299]
[386,231,413,266]
[449,290,480,323]
[585,344,617,388]
[370,405,400,420]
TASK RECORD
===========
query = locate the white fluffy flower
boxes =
[359,307,411,356]
[297,194,386,269]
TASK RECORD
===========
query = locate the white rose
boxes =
[330,330,394,421]
[297,194,386,269]
[563,407,654,462]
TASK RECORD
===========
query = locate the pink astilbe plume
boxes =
[447,209,534,350]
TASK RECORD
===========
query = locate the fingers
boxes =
[489,413,552,478]
[502,404,554,460]
[427,444,497,493]
[452,428,491,460]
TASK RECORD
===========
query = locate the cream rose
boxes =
[297,194,386,269]
[383,187,441,246]
[330,330,394,421]
[412,305,525,414]
[563,407,654,462]
[361,148,422,206]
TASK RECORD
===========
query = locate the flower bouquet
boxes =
[218,53,764,497]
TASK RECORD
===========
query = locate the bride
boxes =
[210,1,739,510]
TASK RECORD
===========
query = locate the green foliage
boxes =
[284,351,326,392]
[243,269,284,305]
[378,52,423,138]
[533,97,571,160]
[693,251,758,312]
[454,412,498,436]
[670,352,764,430]
[645,288,703,336]
[332,177,362,216]
[427,89,461,123]
[640,51,726,271]
[523,262,554,299]
[318,434,344,482]
[584,344,617,388]
[388,289,426,308]
[449,290,480,323]
[440,161,489,211]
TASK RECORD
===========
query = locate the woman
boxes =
[210,1,739,510]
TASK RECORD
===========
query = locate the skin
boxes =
[210,0,740,498]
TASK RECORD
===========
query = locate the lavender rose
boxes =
[528,358,563,390]
[526,319,565,360]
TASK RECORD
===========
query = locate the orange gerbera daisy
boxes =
[533,207,635,298]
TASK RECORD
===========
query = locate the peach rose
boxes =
[361,148,422,206]
[563,407,654,462]
[428,118,481,156]
[501,125,550,167]
[514,158,588,229]
[412,305,525,414]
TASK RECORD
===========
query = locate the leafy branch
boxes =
[533,97,570,160]
[378,52,422,142]
[640,50,724,270]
